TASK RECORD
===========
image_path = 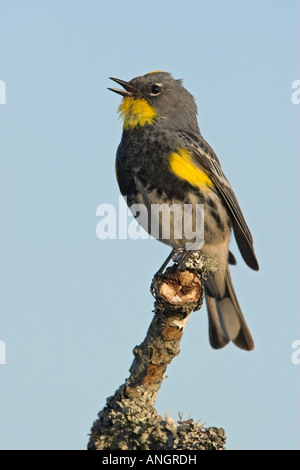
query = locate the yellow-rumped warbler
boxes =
[108,71,259,350]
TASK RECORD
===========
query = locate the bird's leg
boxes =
[151,248,178,296]
[155,248,177,276]
[154,248,201,278]
[155,249,203,279]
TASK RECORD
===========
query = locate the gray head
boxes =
[108,71,199,131]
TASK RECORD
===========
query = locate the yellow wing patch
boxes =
[118,97,157,130]
[169,148,214,193]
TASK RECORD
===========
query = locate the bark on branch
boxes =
[88,256,226,450]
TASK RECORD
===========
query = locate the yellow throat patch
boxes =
[118,97,156,130]
[169,148,214,193]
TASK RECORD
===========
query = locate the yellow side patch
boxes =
[169,148,214,192]
[118,97,157,130]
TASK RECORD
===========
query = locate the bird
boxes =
[108,71,259,350]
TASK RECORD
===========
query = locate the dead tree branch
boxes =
[88,256,226,450]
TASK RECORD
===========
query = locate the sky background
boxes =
[0,0,299,450]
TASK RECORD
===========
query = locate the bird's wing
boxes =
[180,130,259,271]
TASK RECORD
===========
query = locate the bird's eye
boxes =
[150,83,162,96]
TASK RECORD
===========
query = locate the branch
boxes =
[88,255,226,450]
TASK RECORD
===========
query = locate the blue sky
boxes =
[0,0,299,450]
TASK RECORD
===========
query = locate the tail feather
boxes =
[206,296,230,349]
[205,267,254,351]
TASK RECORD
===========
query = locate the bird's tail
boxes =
[204,267,254,350]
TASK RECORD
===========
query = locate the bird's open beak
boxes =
[108,77,139,97]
